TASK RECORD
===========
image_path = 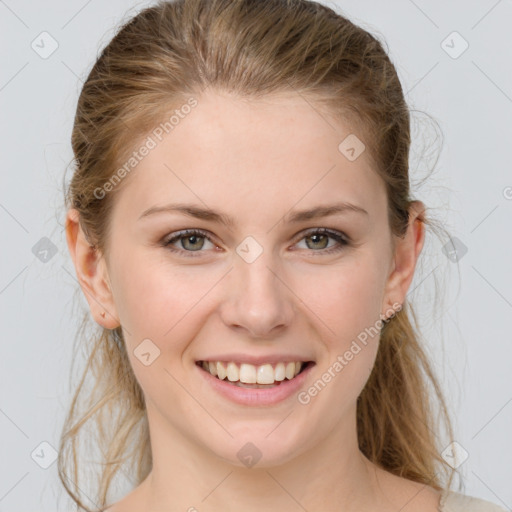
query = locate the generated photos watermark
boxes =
[93,96,198,200]
[297,302,402,405]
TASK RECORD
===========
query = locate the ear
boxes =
[65,208,120,329]
[381,201,426,319]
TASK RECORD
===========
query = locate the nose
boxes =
[219,249,295,339]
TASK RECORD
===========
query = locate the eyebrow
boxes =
[138,201,369,227]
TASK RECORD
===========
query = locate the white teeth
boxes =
[216,362,227,380]
[239,363,257,383]
[285,362,296,380]
[226,362,239,382]
[200,360,305,384]
[274,362,285,381]
[208,361,217,376]
[257,364,275,384]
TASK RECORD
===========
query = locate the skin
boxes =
[66,89,440,511]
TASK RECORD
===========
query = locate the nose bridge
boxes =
[221,241,293,337]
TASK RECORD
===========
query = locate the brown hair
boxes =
[60,0,457,509]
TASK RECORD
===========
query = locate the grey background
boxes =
[0,0,511,510]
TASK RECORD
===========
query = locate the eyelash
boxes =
[161,228,350,258]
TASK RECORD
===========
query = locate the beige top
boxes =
[440,491,508,511]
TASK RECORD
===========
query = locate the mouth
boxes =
[195,360,315,388]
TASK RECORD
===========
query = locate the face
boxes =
[69,89,421,469]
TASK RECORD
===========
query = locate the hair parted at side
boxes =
[60,0,457,510]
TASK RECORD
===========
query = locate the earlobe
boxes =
[380,201,426,318]
[65,208,120,329]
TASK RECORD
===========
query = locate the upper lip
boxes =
[196,354,315,366]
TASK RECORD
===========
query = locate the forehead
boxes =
[110,89,386,226]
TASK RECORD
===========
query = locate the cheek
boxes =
[296,259,387,410]
[109,251,216,398]
[293,254,387,347]
[109,249,220,348]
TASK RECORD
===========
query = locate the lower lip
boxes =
[196,362,315,406]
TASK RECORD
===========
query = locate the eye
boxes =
[293,228,349,255]
[162,229,216,257]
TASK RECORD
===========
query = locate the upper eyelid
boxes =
[164,228,216,245]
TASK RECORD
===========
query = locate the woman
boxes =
[60,0,506,510]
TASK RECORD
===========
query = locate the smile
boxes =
[196,360,314,388]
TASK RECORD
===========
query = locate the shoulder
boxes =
[440,491,508,512]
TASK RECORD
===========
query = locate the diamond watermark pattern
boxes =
[32,237,58,263]
[31,31,59,59]
[338,134,366,162]
[134,338,161,366]
[237,442,262,468]
[442,236,468,262]
[236,236,263,263]
[30,441,58,469]
[441,441,469,469]
[441,31,469,59]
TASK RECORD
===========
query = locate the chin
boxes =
[204,428,306,470]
